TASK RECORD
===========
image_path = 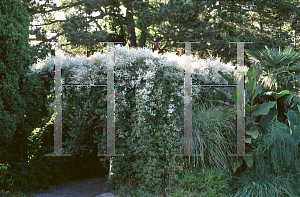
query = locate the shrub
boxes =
[0,0,49,193]
[227,120,300,196]
[169,167,231,197]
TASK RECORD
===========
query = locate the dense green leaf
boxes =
[233,159,243,173]
[243,156,253,168]
[244,136,252,144]
[218,71,233,84]
[215,91,222,100]
[232,91,237,103]
[245,78,256,97]
[264,90,291,99]
[252,84,263,102]
[247,67,258,80]
[212,87,232,100]
[259,107,278,126]
[246,129,259,139]
[253,101,276,116]
[245,104,258,115]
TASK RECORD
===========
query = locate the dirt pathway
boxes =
[19,174,204,197]
[24,176,120,197]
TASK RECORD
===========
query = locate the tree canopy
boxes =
[22,0,300,67]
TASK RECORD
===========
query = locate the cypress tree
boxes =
[0,0,48,191]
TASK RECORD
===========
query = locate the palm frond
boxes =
[261,47,285,69]
[283,93,300,108]
[246,45,300,71]
[245,49,263,63]
[283,45,293,55]
[280,47,300,67]
[260,73,278,90]
[289,62,300,75]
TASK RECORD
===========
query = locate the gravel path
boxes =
[25,176,120,197]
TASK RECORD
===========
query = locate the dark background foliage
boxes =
[0,0,108,194]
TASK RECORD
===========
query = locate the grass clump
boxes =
[171,167,231,197]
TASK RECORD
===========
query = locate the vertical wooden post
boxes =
[228,41,253,157]
[175,41,200,159]
[45,41,71,157]
[97,42,123,181]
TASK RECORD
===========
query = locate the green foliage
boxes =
[27,46,199,195]
[254,120,299,175]
[91,47,240,196]
[227,119,300,196]
[245,46,300,82]
[61,86,108,157]
[214,62,278,173]
[100,55,186,195]
[0,1,108,194]
[167,166,232,197]
[3,1,300,192]
[24,0,300,71]
[180,167,230,196]
[0,0,49,192]
[180,101,236,174]
[214,49,300,178]
[0,0,32,147]
[228,172,298,197]
[245,45,300,110]
[0,150,108,193]
[285,104,300,142]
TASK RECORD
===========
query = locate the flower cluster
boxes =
[28,45,243,115]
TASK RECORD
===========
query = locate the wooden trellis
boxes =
[45,40,253,159]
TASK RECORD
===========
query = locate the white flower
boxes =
[145,59,154,66]
[29,44,242,123]
[144,70,156,80]
[237,65,249,74]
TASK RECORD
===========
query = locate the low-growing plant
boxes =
[226,115,300,196]
[228,172,298,197]
[168,166,231,197]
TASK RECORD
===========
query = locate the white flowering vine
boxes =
[27,45,243,124]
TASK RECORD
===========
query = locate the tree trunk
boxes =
[152,36,163,52]
[259,13,263,34]
[158,41,168,54]
[125,6,137,48]
[139,30,147,48]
